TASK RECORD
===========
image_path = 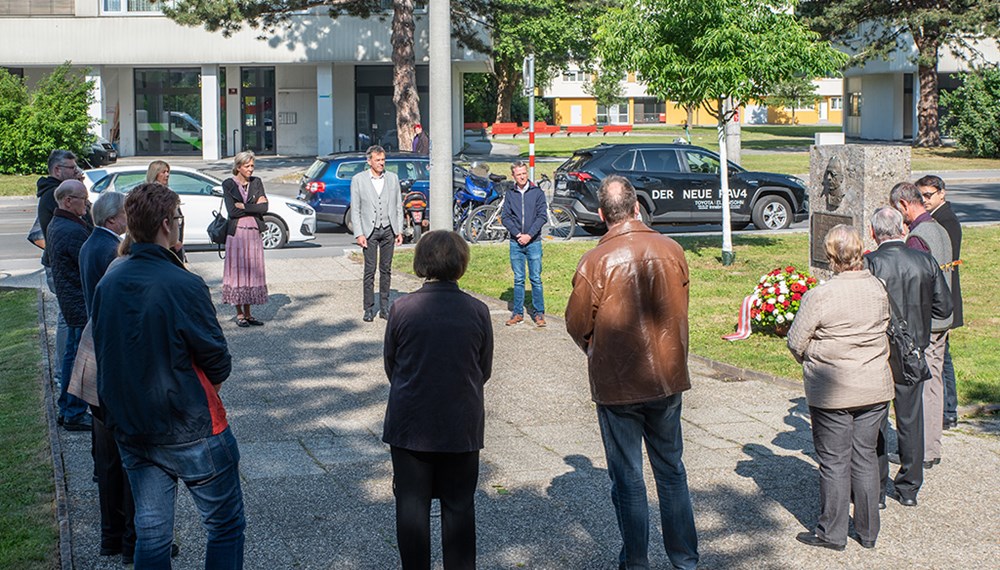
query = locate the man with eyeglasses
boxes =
[889,181,955,471]
[916,175,964,432]
[36,150,89,397]
[47,180,94,431]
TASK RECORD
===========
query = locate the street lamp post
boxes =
[428,0,454,232]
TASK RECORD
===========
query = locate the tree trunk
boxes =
[392,0,420,152]
[494,61,520,124]
[913,33,942,147]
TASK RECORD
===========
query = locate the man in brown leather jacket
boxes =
[566,175,698,570]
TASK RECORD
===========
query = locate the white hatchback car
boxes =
[84,166,316,249]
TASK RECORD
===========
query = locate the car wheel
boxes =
[343,209,354,234]
[261,215,288,249]
[752,195,792,230]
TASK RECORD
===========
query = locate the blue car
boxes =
[297,152,466,232]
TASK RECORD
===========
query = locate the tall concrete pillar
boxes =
[225,65,241,155]
[316,64,334,156]
[201,65,220,161]
[428,0,453,231]
[86,68,103,137]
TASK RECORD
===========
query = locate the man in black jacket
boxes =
[47,180,93,431]
[92,183,244,568]
[865,207,952,507]
[501,161,548,327]
[37,149,85,391]
[917,175,964,430]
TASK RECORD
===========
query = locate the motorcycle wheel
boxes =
[412,223,422,243]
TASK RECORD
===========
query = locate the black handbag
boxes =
[879,280,932,386]
[207,198,228,246]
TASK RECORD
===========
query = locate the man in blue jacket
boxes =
[92,183,245,568]
[502,161,548,327]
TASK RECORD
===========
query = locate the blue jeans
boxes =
[509,240,544,316]
[942,337,958,423]
[45,266,68,385]
[57,325,89,422]
[119,428,246,569]
[597,394,699,570]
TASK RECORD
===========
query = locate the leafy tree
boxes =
[941,66,1000,158]
[766,75,821,124]
[483,0,605,123]
[800,0,1000,147]
[463,73,498,124]
[595,0,847,264]
[584,70,626,111]
[0,64,94,174]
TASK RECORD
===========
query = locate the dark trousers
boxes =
[810,403,887,546]
[942,337,958,423]
[92,412,135,556]
[878,381,925,500]
[389,446,479,570]
[363,226,395,311]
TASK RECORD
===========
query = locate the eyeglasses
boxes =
[57,163,81,172]
[171,215,185,222]
[921,189,941,200]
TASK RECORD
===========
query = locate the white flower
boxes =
[788,312,795,321]
[776,314,786,324]
[756,314,762,321]
[777,295,786,303]
[779,285,789,294]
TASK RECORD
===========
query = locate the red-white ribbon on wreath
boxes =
[722,295,754,342]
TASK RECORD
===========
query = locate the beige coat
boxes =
[786,270,894,410]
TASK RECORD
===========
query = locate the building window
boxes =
[103,0,172,14]
[562,70,587,83]
[847,93,861,117]
[830,97,843,110]
[0,0,73,15]
[596,103,629,125]
[633,98,665,123]
[134,68,203,155]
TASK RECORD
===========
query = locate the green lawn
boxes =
[0,288,58,570]
[0,174,39,197]
[394,226,1000,406]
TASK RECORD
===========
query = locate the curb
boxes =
[37,288,74,570]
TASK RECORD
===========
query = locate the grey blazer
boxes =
[350,169,404,239]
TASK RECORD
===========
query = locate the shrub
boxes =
[0,63,94,174]
[941,66,1000,159]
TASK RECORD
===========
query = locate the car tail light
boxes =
[305,181,325,194]
[568,171,594,182]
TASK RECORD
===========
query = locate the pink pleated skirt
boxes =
[222,217,269,305]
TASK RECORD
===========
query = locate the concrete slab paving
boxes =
[38,254,1000,569]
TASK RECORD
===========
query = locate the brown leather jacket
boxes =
[565,220,691,405]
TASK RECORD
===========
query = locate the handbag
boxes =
[878,280,932,386]
[207,209,228,246]
[67,321,99,407]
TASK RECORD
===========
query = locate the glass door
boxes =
[240,67,276,154]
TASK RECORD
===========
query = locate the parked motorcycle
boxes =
[400,179,428,244]
[454,162,506,236]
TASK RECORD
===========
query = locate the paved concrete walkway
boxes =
[42,254,999,569]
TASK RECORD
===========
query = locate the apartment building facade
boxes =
[0,0,487,160]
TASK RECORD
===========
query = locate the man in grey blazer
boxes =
[351,145,404,322]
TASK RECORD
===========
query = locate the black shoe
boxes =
[363,309,376,322]
[379,310,388,320]
[887,452,901,465]
[878,500,887,510]
[853,535,876,549]
[943,418,958,430]
[63,416,93,432]
[236,318,250,328]
[795,532,845,551]
[171,542,180,557]
[888,490,917,507]
[923,457,941,469]
[246,317,264,326]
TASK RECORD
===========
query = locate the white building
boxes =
[842,33,999,141]
[0,1,487,159]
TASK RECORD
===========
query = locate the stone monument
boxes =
[808,144,911,278]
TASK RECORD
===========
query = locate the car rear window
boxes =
[611,151,638,171]
[304,159,328,180]
[558,153,593,173]
[336,161,367,180]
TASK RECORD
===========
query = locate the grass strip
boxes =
[0,288,58,570]
[0,174,39,197]
[394,226,999,406]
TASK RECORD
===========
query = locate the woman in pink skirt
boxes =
[222,151,269,327]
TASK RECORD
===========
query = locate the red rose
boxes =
[792,292,802,301]
[785,266,795,273]
[782,300,790,308]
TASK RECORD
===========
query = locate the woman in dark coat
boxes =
[221,151,269,327]
[383,230,494,569]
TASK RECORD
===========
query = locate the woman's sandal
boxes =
[236,317,250,328]
[246,317,264,326]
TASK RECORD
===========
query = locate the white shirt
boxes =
[97,226,122,241]
[370,171,385,196]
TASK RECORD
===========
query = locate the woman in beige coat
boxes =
[787,224,894,551]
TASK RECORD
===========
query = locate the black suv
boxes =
[552,143,808,233]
